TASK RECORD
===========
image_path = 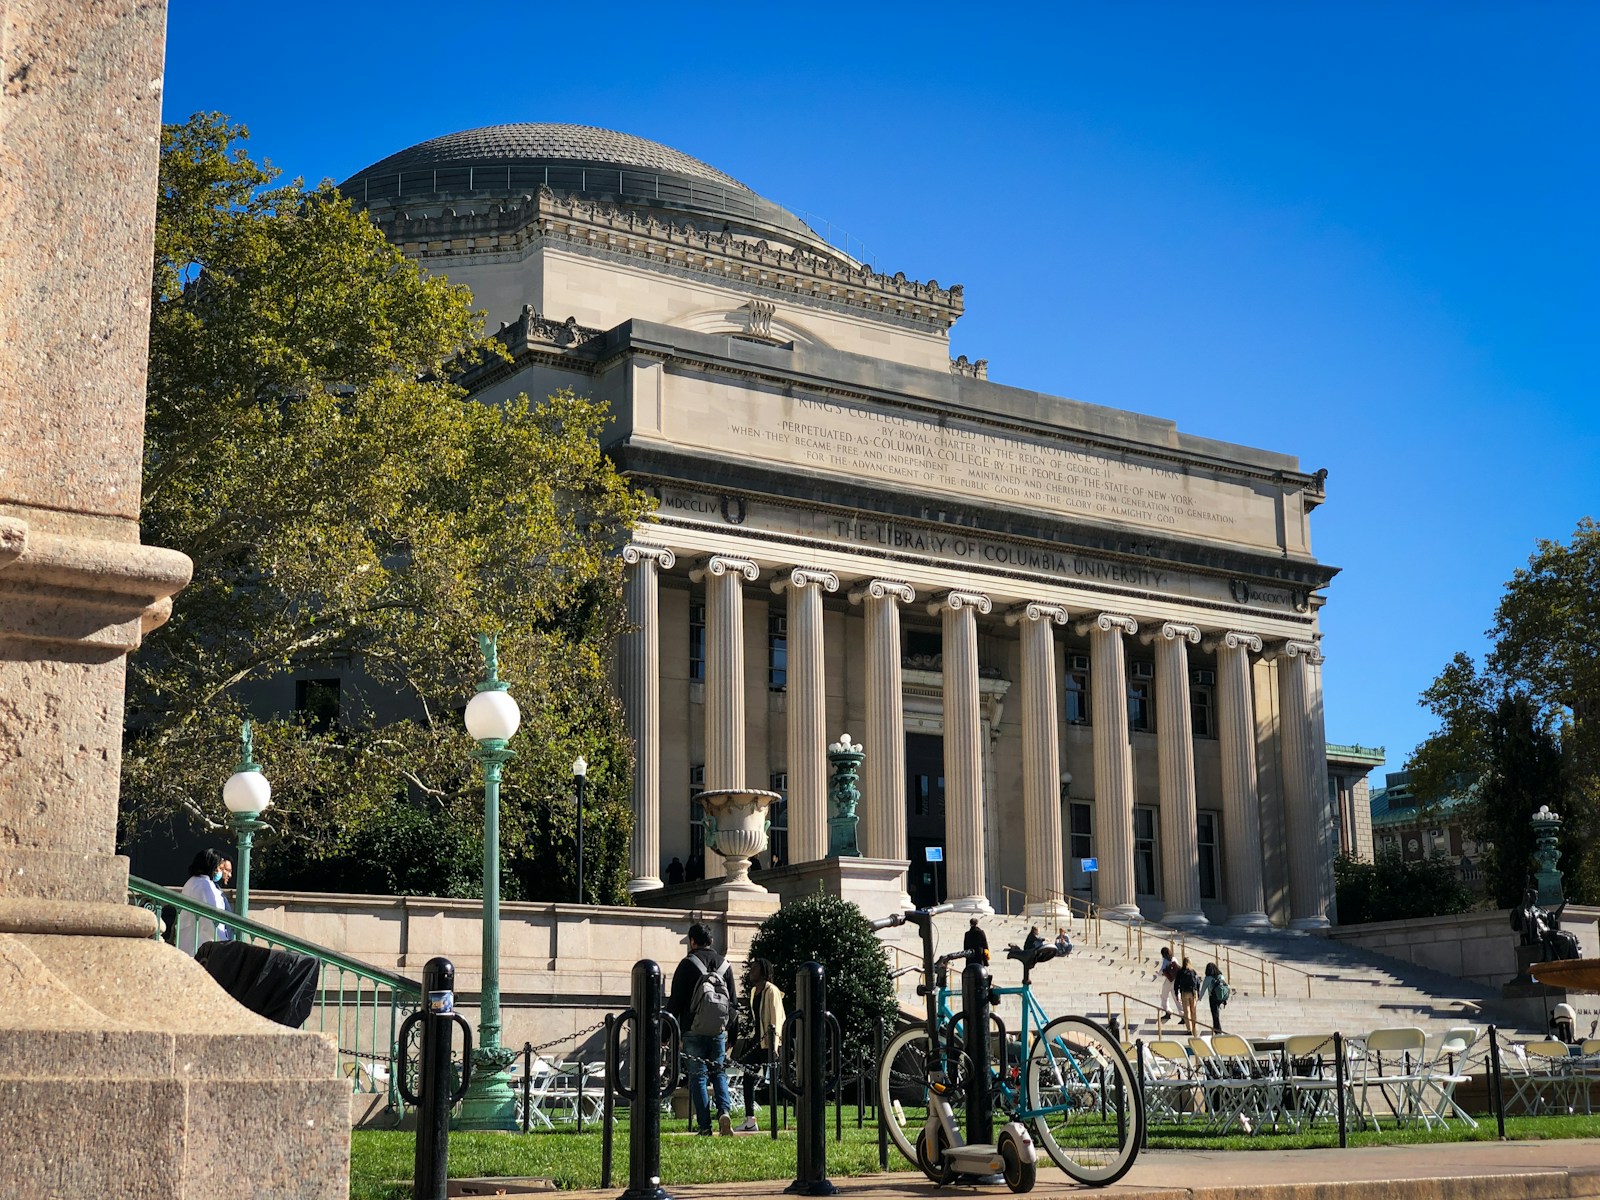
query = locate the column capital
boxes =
[1203,629,1264,654]
[1270,638,1325,665]
[770,566,840,595]
[848,578,916,605]
[1004,601,1070,627]
[1073,612,1138,638]
[621,543,675,570]
[928,589,992,617]
[689,554,760,583]
[1140,621,1200,646]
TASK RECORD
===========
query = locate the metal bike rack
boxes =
[607,959,680,1200]
[396,957,473,1200]
[782,961,841,1196]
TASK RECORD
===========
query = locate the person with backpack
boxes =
[1174,955,1201,1035]
[1198,961,1230,1034]
[1155,945,1178,1021]
[668,922,738,1136]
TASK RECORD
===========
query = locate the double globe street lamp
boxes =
[457,633,523,1131]
[221,720,272,922]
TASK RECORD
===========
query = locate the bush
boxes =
[1334,850,1476,925]
[747,893,897,1065]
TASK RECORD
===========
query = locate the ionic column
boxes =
[1278,639,1332,929]
[1147,622,1207,925]
[1209,630,1270,927]
[850,580,915,897]
[1006,602,1071,918]
[773,567,839,863]
[690,555,760,790]
[1076,612,1140,916]
[930,590,993,913]
[621,544,674,891]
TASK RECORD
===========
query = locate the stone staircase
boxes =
[875,910,1553,1046]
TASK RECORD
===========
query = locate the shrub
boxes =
[747,893,897,1065]
[1334,850,1476,925]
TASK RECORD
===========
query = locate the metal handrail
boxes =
[1164,929,1310,1000]
[129,875,421,1114]
[997,884,1103,944]
[1097,989,1198,1040]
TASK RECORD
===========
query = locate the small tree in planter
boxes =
[748,893,897,1067]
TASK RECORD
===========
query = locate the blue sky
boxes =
[161,1,1598,777]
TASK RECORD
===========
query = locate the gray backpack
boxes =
[688,955,732,1036]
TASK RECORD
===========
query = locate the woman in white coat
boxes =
[176,848,231,955]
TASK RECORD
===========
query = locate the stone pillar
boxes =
[1210,631,1270,927]
[772,567,838,863]
[849,579,914,903]
[930,591,993,913]
[620,544,674,891]
[0,6,347,1196]
[1148,622,1207,925]
[1278,639,1332,930]
[690,555,759,790]
[1006,602,1071,918]
[1076,612,1140,916]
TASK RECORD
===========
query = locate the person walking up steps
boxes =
[1155,945,1177,1022]
[1198,962,1230,1034]
[1174,956,1201,1036]
[668,922,737,1136]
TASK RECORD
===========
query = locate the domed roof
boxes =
[341,122,833,256]
[345,123,752,192]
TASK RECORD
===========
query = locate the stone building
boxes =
[342,123,1341,928]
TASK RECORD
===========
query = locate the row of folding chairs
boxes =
[1498,1037,1600,1116]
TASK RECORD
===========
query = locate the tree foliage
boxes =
[124,113,653,902]
[1407,519,1599,905]
[746,895,898,1066]
[1333,851,1475,926]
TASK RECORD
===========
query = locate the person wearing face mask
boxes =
[177,848,231,956]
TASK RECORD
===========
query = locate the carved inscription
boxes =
[691,393,1280,548]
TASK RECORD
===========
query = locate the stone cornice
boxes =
[386,187,964,332]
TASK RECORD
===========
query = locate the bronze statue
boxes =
[1511,887,1581,961]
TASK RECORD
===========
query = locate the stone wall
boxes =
[1328,906,1600,987]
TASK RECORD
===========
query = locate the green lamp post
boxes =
[221,720,272,921]
[456,633,523,1131]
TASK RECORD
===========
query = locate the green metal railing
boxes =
[128,875,421,1118]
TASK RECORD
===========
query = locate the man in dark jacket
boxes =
[963,917,989,962]
[667,922,737,1136]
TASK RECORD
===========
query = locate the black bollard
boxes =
[602,1014,616,1189]
[522,1042,533,1135]
[962,957,994,1148]
[1333,1032,1348,1147]
[1488,1024,1507,1139]
[875,1016,888,1172]
[396,957,474,1200]
[783,962,840,1196]
[607,960,679,1200]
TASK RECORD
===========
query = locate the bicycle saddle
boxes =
[1004,945,1058,968]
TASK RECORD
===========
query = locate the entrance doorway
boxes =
[905,733,945,907]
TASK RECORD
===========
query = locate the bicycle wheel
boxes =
[1025,1014,1142,1186]
[877,1025,932,1165]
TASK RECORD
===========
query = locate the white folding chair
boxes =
[1355,1027,1430,1129]
[1519,1040,1580,1116]
[513,1057,558,1129]
[1416,1027,1478,1128]
[1142,1039,1202,1124]
[1213,1034,1283,1132]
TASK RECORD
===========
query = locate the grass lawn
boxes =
[350,1112,1600,1199]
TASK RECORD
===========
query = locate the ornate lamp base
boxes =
[454,1045,521,1131]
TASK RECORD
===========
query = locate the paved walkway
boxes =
[548,1141,1600,1200]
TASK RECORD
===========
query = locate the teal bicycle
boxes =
[875,907,1142,1187]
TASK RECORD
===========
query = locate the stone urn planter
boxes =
[698,788,782,894]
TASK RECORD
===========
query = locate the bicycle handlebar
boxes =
[869,903,958,932]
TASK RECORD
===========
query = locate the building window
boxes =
[689,602,706,682]
[1190,669,1216,738]
[912,772,943,817]
[689,764,706,863]
[1128,663,1154,734]
[1133,806,1157,895]
[1197,811,1219,900]
[1065,655,1091,725]
[295,677,341,732]
[768,772,789,867]
[768,612,788,690]
[1069,802,1093,862]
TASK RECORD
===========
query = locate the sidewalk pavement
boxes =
[554,1140,1600,1200]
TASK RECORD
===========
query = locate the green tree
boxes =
[124,113,652,902]
[1333,851,1475,926]
[1407,520,1598,904]
[747,895,898,1067]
